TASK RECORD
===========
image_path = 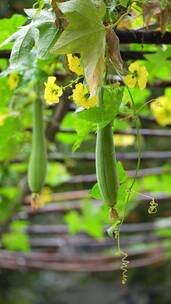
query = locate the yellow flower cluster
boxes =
[72,83,97,109]
[114,134,135,147]
[123,62,148,90]
[150,96,171,126]
[67,54,83,76]
[44,76,63,104]
[8,72,20,90]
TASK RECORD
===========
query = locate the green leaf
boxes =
[115,183,128,219]
[64,211,81,234]
[77,87,123,125]
[123,87,150,106]
[113,119,131,131]
[117,161,128,183]
[144,48,171,81]
[72,116,95,151]
[0,14,26,49]
[157,228,171,238]
[52,0,106,94]
[46,162,70,186]
[119,0,129,7]
[9,25,39,69]
[90,161,130,219]
[0,116,23,161]
[57,113,77,145]
[1,9,59,69]
[65,200,108,239]
[2,220,30,252]
[2,233,30,252]
[115,162,130,219]
[24,8,55,24]
[25,8,59,58]
[10,220,29,232]
[90,183,102,200]
[91,162,129,218]
[37,23,59,58]
[0,77,13,108]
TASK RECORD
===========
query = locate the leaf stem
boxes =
[62,76,82,91]
[51,0,63,27]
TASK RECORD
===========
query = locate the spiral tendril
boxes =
[121,251,129,285]
[148,198,158,214]
[114,226,129,285]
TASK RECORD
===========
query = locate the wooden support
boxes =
[116,30,171,44]
[0,249,165,272]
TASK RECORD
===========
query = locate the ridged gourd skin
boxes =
[95,87,119,207]
[28,98,47,194]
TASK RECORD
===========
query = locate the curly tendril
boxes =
[108,225,129,285]
[148,199,158,214]
[121,252,129,285]
[115,230,129,285]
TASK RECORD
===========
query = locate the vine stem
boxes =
[126,86,142,182]
[121,84,142,223]
[120,98,156,122]
[109,7,131,29]
[110,65,142,224]
[62,76,82,91]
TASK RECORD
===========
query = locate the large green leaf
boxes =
[0,9,59,69]
[52,0,106,95]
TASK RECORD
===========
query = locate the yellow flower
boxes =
[123,62,148,90]
[150,96,171,126]
[0,113,8,126]
[8,72,19,90]
[39,188,52,207]
[44,76,63,104]
[114,134,135,147]
[72,83,97,109]
[67,54,83,76]
[31,188,52,209]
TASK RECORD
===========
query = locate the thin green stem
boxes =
[62,76,82,90]
[122,85,142,222]
[109,7,131,29]
[113,69,142,224]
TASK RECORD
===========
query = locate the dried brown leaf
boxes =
[142,1,161,27]
[106,28,123,73]
[86,54,105,97]
[143,0,171,34]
